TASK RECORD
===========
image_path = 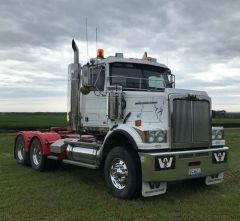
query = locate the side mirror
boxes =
[80,66,91,95]
[80,85,91,95]
[82,66,91,86]
[167,73,175,88]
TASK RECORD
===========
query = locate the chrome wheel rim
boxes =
[17,139,24,161]
[110,158,128,190]
[32,143,42,166]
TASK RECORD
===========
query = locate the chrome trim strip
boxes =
[144,146,229,156]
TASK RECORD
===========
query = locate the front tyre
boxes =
[30,138,48,171]
[104,146,141,199]
[15,135,29,165]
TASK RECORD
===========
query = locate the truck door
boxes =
[80,65,108,127]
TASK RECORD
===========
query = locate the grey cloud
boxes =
[0,0,239,111]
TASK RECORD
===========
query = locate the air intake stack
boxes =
[67,39,81,131]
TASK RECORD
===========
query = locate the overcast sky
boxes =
[0,0,239,112]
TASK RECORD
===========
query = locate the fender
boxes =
[106,124,142,145]
[104,129,138,150]
[99,124,142,160]
[30,132,61,156]
[15,131,61,156]
[15,131,39,154]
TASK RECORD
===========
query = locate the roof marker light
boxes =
[97,49,104,59]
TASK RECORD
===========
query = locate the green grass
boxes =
[0,113,240,133]
[212,118,240,128]
[0,114,67,132]
[0,129,240,221]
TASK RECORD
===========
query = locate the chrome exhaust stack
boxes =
[72,39,79,64]
[67,39,81,131]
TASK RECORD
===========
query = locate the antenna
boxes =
[85,17,89,62]
[96,27,98,52]
[96,27,99,66]
[166,51,168,66]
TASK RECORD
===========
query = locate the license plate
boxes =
[188,168,201,176]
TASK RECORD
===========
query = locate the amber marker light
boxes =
[135,119,142,127]
[97,49,104,58]
[133,127,148,142]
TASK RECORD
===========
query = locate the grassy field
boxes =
[212,118,240,127]
[0,114,66,132]
[0,113,240,133]
[0,129,240,221]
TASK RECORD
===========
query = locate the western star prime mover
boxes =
[14,40,228,199]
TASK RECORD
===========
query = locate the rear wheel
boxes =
[104,146,141,199]
[30,138,48,171]
[15,135,29,165]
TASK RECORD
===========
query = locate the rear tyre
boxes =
[104,146,141,199]
[15,135,29,165]
[30,138,48,171]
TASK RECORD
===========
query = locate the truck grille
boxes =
[172,98,210,149]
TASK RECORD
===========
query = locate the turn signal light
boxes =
[97,49,104,58]
[188,161,201,167]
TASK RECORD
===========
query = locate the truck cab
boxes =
[14,40,228,199]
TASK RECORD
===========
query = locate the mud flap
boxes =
[205,172,224,185]
[142,181,167,197]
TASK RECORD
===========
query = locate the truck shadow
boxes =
[50,163,218,201]
[140,179,219,202]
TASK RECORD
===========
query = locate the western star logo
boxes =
[212,151,227,164]
[155,156,175,170]
[214,152,225,162]
[142,181,167,197]
[159,157,173,168]
[148,182,161,189]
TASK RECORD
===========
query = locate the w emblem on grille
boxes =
[155,156,175,170]
[212,151,227,163]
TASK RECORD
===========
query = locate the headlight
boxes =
[155,130,165,142]
[148,131,156,143]
[212,127,224,140]
[134,128,167,143]
[146,130,167,143]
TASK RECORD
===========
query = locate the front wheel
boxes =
[104,146,141,199]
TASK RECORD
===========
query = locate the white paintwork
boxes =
[100,124,143,150]
[80,56,219,151]
[81,88,210,150]
[89,56,168,69]
[80,91,108,127]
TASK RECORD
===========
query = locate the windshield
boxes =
[109,62,172,90]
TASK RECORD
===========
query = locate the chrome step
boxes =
[47,156,97,169]
[62,159,97,169]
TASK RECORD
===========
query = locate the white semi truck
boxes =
[14,40,228,199]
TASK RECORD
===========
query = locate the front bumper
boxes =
[139,147,228,182]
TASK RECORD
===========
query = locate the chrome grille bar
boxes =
[172,97,211,149]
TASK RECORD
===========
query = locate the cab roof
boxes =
[88,56,170,70]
